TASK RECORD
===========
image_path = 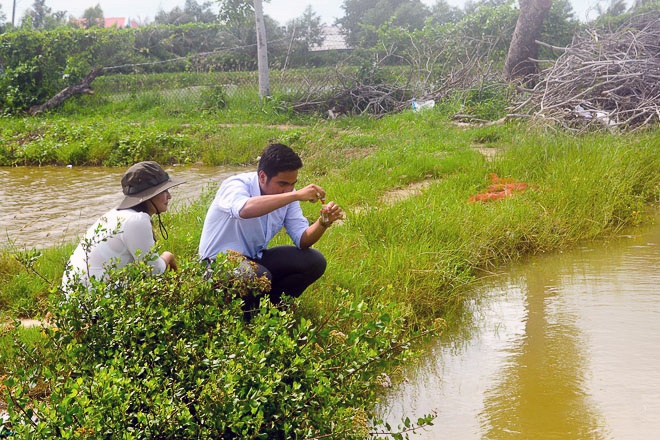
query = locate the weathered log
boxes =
[28,67,104,115]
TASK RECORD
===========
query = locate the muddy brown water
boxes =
[379,211,659,439]
[0,165,244,249]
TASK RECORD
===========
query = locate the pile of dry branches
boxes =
[290,53,499,119]
[514,13,659,132]
[291,82,409,117]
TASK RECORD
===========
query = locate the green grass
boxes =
[0,93,658,433]
[0,323,47,376]
[1,88,658,327]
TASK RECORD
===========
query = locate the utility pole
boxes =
[254,0,270,98]
[12,0,17,27]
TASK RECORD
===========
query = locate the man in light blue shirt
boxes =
[199,143,343,307]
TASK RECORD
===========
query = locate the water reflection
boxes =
[480,269,603,439]
[379,214,659,439]
[0,165,243,249]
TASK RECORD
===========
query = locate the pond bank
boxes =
[379,208,660,438]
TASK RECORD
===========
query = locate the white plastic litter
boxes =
[574,104,616,126]
[412,98,435,112]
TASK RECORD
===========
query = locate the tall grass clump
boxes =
[0,246,71,319]
[493,131,659,236]
[294,124,659,321]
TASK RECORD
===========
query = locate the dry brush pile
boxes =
[292,13,658,133]
[291,53,500,119]
[513,13,659,132]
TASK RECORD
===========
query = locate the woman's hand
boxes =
[161,251,178,271]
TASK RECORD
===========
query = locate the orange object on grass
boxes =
[468,174,531,203]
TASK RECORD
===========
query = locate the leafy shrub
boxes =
[0,62,44,110]
[104,132,193,166]
[12,138,62,166]
[0,28,134,113]
[2,255,436,438]
[199,85,228,111]
[462,83,512,120]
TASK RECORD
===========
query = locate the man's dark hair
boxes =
[258,143,303,180]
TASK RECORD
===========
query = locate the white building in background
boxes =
[310,26,349,52]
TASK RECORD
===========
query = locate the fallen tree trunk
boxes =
[28,67,103,115]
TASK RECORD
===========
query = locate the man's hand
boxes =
[320,201,343,226]
[300,199,344,248]
[296,184,326,203]
[240,185,322,219]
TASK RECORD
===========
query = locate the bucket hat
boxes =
[118,161,185,210]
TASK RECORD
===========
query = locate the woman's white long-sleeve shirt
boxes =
[62,208,166,289]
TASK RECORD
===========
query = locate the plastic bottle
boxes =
[321,197,329,223]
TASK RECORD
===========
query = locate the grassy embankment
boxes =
[0,69,657,328]
[0,86,657,434]
[1,99,658,326]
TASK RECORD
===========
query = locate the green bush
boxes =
[2,255,436,438]
[0,28,134,113]
[463,83,511,120]
[199,85,228,111]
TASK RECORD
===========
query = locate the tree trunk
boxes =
[28,67,103,115]
[254,0,270,97]
[503,0,553,82]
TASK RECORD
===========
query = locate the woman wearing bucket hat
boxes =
[62,161,185,290]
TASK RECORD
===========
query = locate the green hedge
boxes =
[2,255,437,438]
[0,24,260,113]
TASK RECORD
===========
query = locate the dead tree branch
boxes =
[290,32,504,119]
[29,67,104,115]
[513,13,659,132]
